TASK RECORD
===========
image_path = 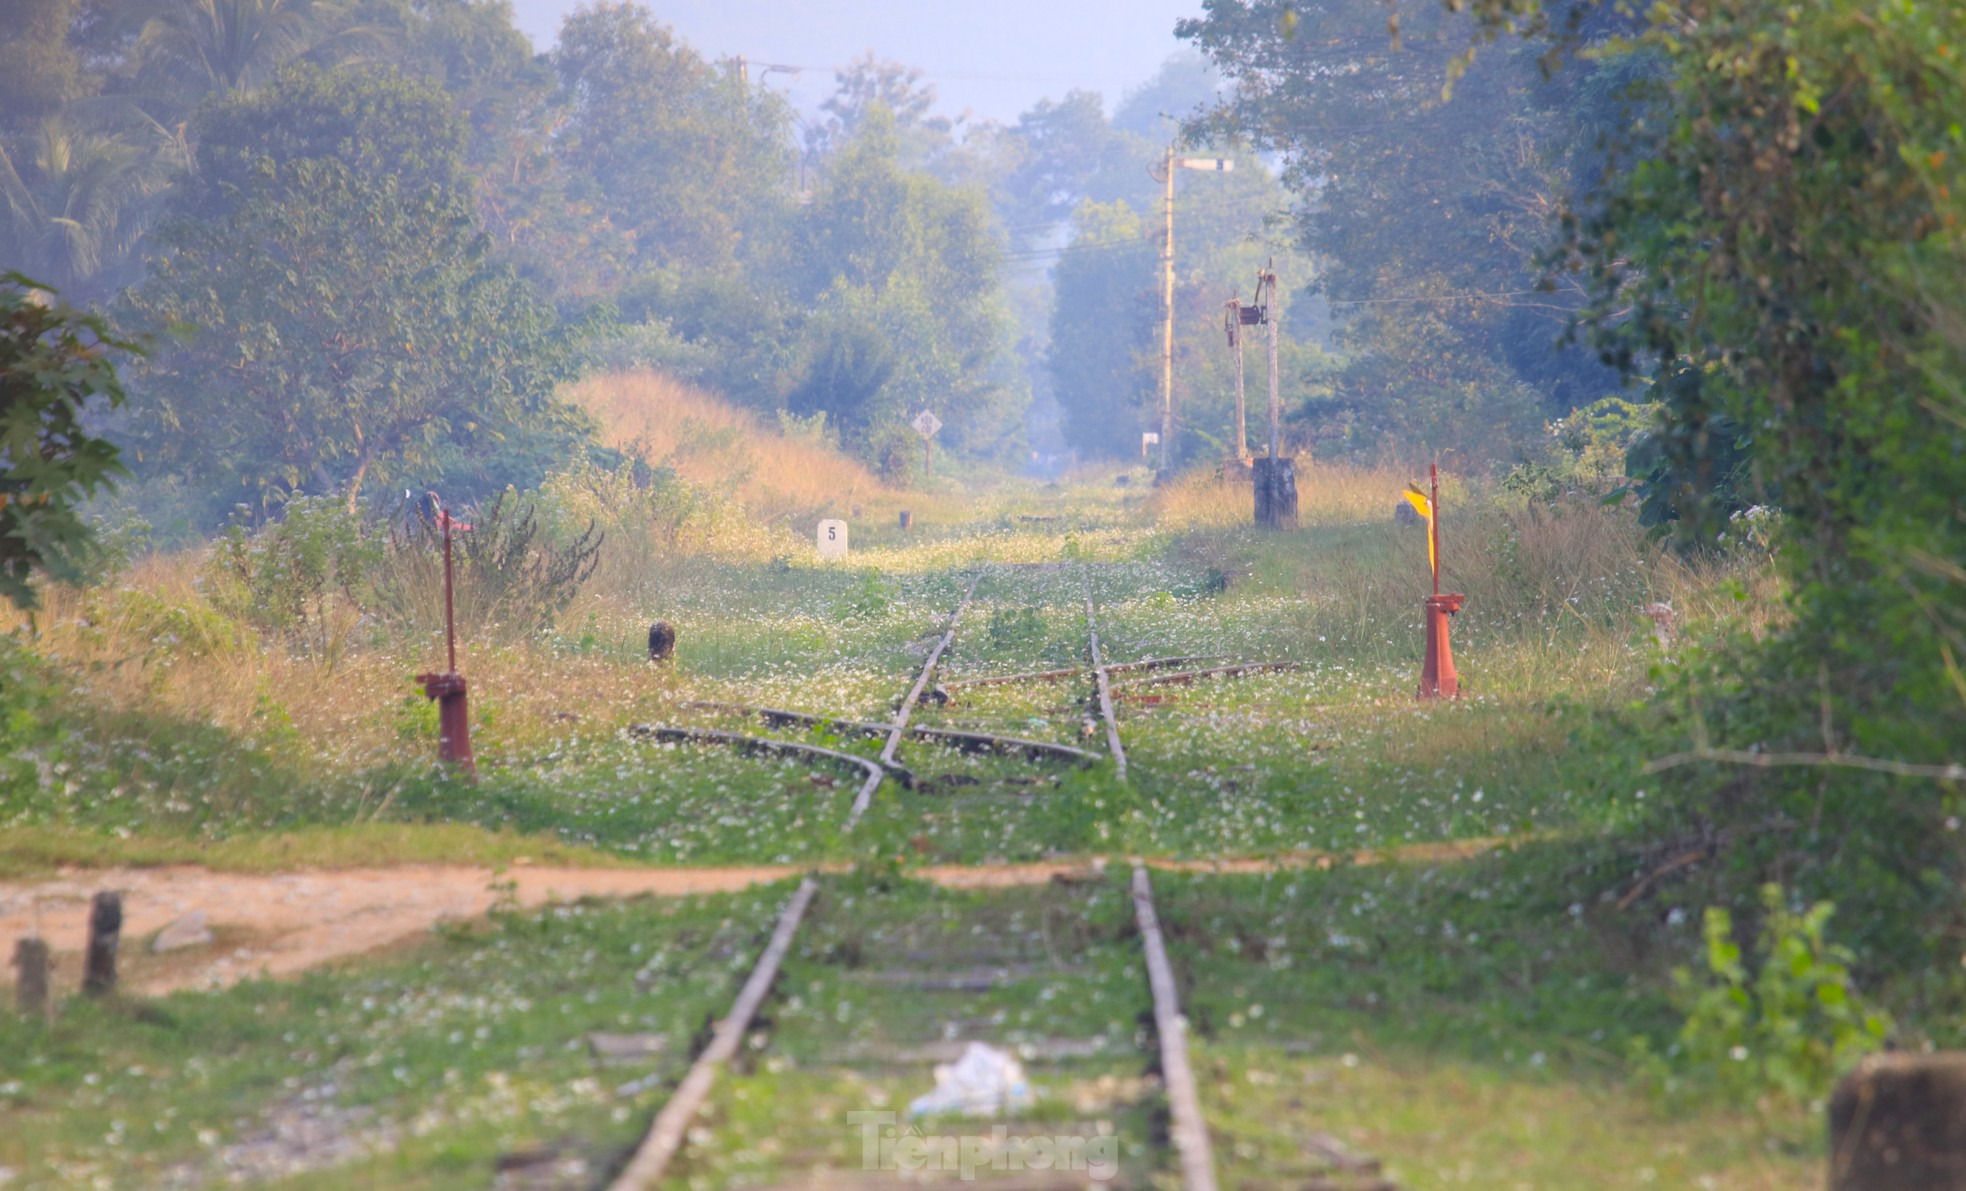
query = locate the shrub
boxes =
[204,494,380,661]
[1634,884,1890,1110]
[371,490,602,644]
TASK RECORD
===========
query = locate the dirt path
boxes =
[0,863,799,995]
[0,839,1507,996]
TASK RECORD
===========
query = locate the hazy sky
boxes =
[506,0,1205,125]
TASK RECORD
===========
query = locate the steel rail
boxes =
[879,576,979,769]
[1131,864,1221,1191]
[683,702,1098,767]
[937,656,1223,691]
[1109,661,1307,689]
[606,877,819,1191]
[1083,572,1127,781]
[631,725,888,827]
[610,581,984,1188]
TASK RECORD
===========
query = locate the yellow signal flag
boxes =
[1402,486,1436,577]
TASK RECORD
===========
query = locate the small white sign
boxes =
[816,518,849,559]
[912,410,943,439]
[1141,431,1160,457]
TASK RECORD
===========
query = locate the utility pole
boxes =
[1224,299,1248,462]
[1250,262,1297,529]
[1159,145,1174,477]
[1263,263,1281,459]
[1153,151,1235,479]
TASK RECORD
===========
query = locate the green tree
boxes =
[807,53,957,172]
[0,0,86,137]
[1548,0,1966,954]
[0,120,169,302]
[1177,0,1626,465]
[131,0,377,102]
[1049,199,1158,459]
[792,105,1019,465]
[123,65,572,517]
[0,273,137,609]
[551,2,792,273]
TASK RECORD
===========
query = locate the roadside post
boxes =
[1407,464,1465,698]
[912,409,942,477]
[14,937,49,1016]
[416,494,476,773]
[82,891,120,996]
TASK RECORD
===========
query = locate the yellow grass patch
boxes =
[1149,459,1419,529]
[566,369,883,525]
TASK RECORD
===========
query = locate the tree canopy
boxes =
[122,65,571,516]
[1,272,136,608]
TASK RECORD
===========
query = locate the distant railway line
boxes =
[606,565,1343,1190]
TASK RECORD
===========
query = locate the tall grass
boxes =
[1149,460,1420,529]
[566,370,882,526]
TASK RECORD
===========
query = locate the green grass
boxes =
[0,884,806,1189]
[0,472,1855,1188]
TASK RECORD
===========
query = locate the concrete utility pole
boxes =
[1159,146,1174,476]
[1224,299,1248,461]
[1251,262,1298,529]
[1263,264,1281,459]
[1154,151,1235,478]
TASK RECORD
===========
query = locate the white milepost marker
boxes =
[816,519,849,560]
[1141,431,1160,459]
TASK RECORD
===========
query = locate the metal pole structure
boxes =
[1227,300,1247,461]
[419,498,475,773]
[1265,264,1281,460]
[1159,145,1175,476]
[444,513,457,673]
[1430,462,1441,596]
[1417,460,1464,698]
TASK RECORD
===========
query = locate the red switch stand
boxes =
[416,497,475,773]
[1419,593,1466,699]
[418,670,474,771]
[1415,463,1466,700]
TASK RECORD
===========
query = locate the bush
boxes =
[1634,884,1890,1111]
[371,490,602,644]
[204,494,380,661]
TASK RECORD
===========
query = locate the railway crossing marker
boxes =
[1408,463,1466,699]
[912,409,942,475]
[816,518,848,560]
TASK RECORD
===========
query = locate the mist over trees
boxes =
[1176,0,1634,465]
[1,0,1067,520]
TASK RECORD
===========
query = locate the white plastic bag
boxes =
[907,1042,1033,1118]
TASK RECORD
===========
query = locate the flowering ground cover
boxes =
[0,468,1827,1187]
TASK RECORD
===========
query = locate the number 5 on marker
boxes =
[816,519,848,559]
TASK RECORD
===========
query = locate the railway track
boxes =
[606,566,1259,1190]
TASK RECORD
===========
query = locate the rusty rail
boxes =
[879,576,978,769]
[1083,572,1126,781]
[631,726,888,830]
[607,877,819,1191]
[1110,661,1305,690]
[1132,864,1220,1191]
[683,702,1097,768]
[937,656,1222,691]
[683,701,887,739]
